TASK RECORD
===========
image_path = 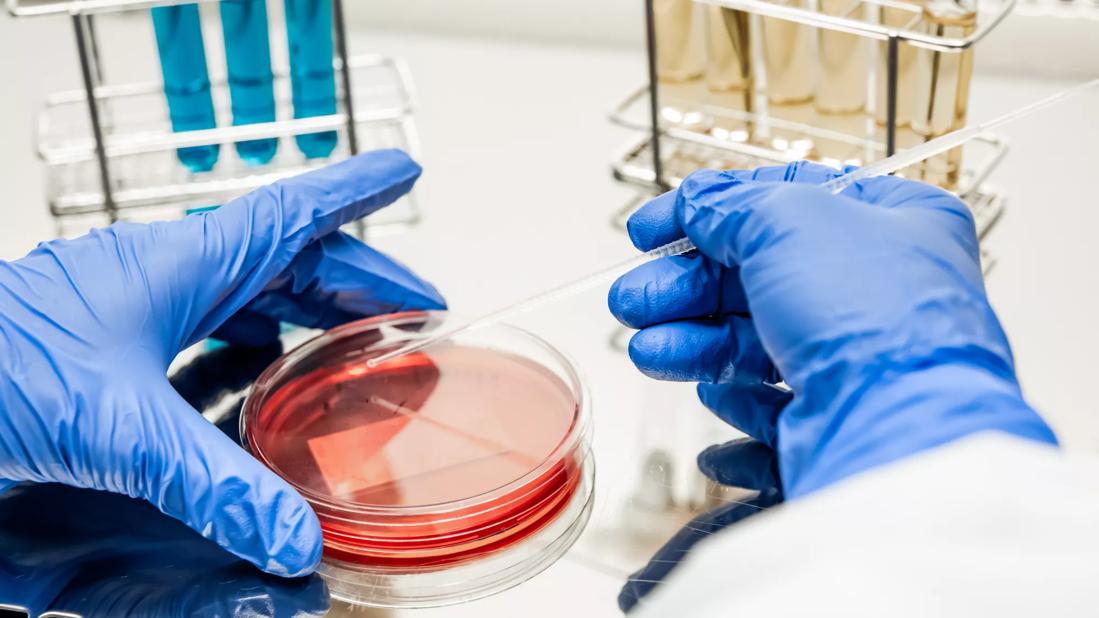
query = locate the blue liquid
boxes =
[220,0,278,166]
[284,0,338,159]
[152,4,220,173]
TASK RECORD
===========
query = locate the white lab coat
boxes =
[635,433,1099,616]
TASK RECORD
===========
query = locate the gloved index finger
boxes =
[625,190,683,251]
[151,149,423,352]
[626,162,848,252]
[216,149,422,249]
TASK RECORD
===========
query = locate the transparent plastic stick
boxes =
[367,77,1099,368]
[822,76,1099,194]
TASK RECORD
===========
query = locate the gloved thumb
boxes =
[114,383,323,577]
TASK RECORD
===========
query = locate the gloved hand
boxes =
[609,161,1057,498]
[618,438,781,613]
[0,149,445,577]
[0,344,326,617]
[0,484,330,617]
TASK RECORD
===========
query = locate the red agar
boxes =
[248,344,583,567]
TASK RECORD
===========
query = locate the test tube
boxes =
[704,6,754,141]
[760,7,817,105]
[284,0,339,159]
[816,0,867,114]
[704,6,752,92]
[911,0,976,189]
[220,0,278,166]
[151,4,220,173]
[875,1,923,127]
[654,0,705,83]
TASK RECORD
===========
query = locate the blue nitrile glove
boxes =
[609,161,1057,499]
[618,438,781,613]
[0,344,327,617]
[0,149,445,577]
[0,484,330,617]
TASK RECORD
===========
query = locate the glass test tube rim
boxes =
[241,310,593,518]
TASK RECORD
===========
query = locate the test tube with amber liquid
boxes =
[655,0,705,82]
[876,1,923,128]
[761,4,818,159]
[815,0,868,164]
[704,5,754,145]
[911,0,976,190]
[761,6,816,105]
[653,0,709,139]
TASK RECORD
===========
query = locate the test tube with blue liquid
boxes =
[284,0,339,159]
[220,0,278,165]
[152,3,220,172]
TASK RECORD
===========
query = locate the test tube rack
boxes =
[7,0,423,239]
[610,0,1014,241]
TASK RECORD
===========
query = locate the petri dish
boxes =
[242,311,594,607]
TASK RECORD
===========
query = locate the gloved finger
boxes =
[697,381,792,447]
[169,342,283,413]
[625,190,681,251]
[675,169,867,268]
[697,437,780,492]
[209,308,281,347]
[608,253,746,329]
[735,160,843,185]
[173,570,330,618]
[624,161,850,253]
[737,161,974,229]
[855,173,978,229]
[627,315,773,383]
[100,383,323,577]
[241,231,446,330]
[145,149,423,352]
[617,488,782,613]
[54,564,330,618]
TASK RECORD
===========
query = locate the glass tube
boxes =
[875,1,923,127]
[704,6,752,92]
[151,4,220,173]
[761,7,816,105]
[912,0,976,189]
[284,0,338,159]
[704,6,754,142]
[816,0,866,113]
[220,0,278,166]
[654,0,705,82]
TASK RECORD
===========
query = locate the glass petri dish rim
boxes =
[241,310,592,518]
[319,454,597,608]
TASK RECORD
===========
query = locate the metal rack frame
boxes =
[635,0,1014,190]
[609,85,1009,197]
[11,0,419,238]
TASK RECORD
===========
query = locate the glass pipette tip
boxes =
[367,77,1099,368]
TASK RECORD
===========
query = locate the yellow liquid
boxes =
[655,0,705,82]
[761,4,816,105]
[705,6,753,92]
[875,2,924,127]
[912,0,976,189]
[816,0,867,114]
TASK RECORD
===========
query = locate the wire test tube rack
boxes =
[609,0,1015,244]
[7,0,424,239]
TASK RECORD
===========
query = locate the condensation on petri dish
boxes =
[253,344,579,510]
